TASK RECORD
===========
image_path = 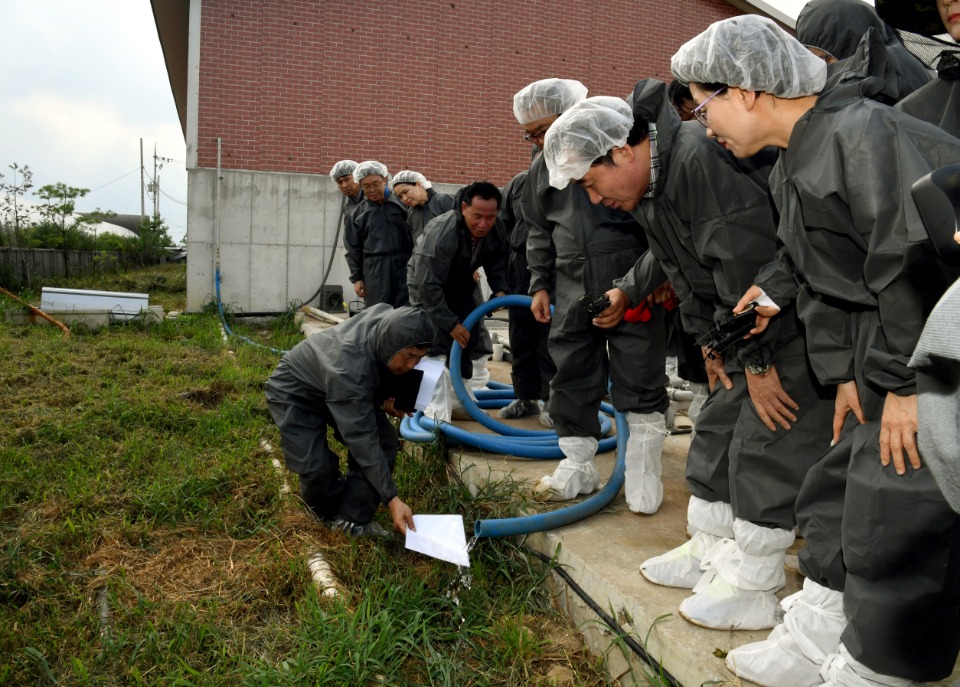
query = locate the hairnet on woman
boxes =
[671,14,960,687]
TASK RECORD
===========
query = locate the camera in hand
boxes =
[580,291,612,318]
[700,303,758,360]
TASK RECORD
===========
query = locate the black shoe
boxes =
[497,399,540,419]
[331,518,393,539]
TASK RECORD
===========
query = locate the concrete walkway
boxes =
[452,359,960,687]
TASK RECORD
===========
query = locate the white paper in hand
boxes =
[414,358,445,412]
[404,514,470,567]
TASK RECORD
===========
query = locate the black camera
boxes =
[700,303,758,360]
[580,291,611,318]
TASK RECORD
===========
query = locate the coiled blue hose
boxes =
[399,294,627,538]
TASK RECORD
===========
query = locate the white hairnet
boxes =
[671,15,827,98]
[513,78,589,125]
[543,96,633,190]
[389,170,432,190]
[329,159,358,180]
[353,160,389,182]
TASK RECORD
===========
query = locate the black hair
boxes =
[667,79,693,108]
[461,181,502,208]
[591,114,650,168]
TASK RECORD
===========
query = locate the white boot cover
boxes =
[679,519,794,631]
[467,355,490,390]
[687,383,709,428]
[639,496,734,588]
[423,357,477,423]
[818,643,926,687]
[726,579,846,687]
[624,411,666,514]
[533,436,600,502]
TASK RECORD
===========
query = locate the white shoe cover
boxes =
[679,520,794,631]
[727,623,823,687]
[533,436,600,501]
[467,355,490,390]
[726,579,846,687]
[639,497,735,589]
[624,411,666,514]
[818,643,926,687]
[679,573,782,631]
[640,530,724,588]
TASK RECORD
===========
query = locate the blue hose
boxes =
[215,266,288,355]
[401,294,628,538]
[473,410,627,538]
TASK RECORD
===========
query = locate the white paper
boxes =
[414,358,445,412]
[404,514,470,567]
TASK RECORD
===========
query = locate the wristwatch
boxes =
[746,362,771,376]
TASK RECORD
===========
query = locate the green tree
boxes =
[36,182,92,279]
[0,162,34,248]
[136,215,174,257]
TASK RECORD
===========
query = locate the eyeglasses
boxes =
[692,87,727,128]
[523,128,548,143]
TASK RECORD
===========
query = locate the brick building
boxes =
[151,0,789,312]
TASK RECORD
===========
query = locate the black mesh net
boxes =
[896,28,960,77]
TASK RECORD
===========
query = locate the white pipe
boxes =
[301,305,345,326]
[307,553,340,597]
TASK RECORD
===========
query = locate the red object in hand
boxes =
[624,301,651,322]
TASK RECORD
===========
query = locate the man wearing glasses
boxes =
[515,78,671,515]
[541,80,834,632]
[344,161,413,308]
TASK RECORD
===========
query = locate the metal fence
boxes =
[0,248,161,289]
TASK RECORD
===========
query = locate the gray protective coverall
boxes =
[755,76,960,681]
[407,191,508,380]
[796,0,931,102]
[524,152,668,438]
[408,189,455,248]
[620,79,835,530]
[265,305,434,525]
[501,170,555,402]
[344,191,412,308]
[897,54,960,137]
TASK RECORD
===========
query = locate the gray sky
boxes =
[0,1,188,243]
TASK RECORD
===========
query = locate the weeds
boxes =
[0,264,609,686]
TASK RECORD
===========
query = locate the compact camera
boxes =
[580,291,612,318]
[700,302,758,360]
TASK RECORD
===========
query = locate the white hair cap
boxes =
[353,160,389,182]
[671,15,827,98]
[513,78,589,125]
[329,160,358,180]
[389,170,433,190]
[543,96,633,190]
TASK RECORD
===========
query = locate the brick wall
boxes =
[196,0,740,186]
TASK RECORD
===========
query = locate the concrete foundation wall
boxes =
[185,167,460,313]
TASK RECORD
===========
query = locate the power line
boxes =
[89,168,139,193]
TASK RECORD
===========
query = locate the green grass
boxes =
[0,263,613,686]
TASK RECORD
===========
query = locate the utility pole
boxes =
[140,138,145,223]
[153,143,158,218]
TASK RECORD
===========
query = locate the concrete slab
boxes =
[451,360,960,687]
